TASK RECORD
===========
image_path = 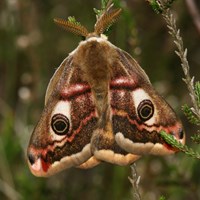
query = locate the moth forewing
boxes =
[27,48,100,176]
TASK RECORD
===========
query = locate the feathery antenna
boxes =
[54,18,89,38]
[54,1,122,38]
[94,6,122,35]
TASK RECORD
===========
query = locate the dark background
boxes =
[0,0,200,199]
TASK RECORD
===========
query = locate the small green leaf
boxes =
[93,8,102,16]
[94,0,111,18]
[67,16,81,25]
[148,0,177,14]
[182,104,200,125]
[147,0,163,14]
[160,130,200,160]
[191,132,200,144]
[159,196,166,200]
[101,0,109,9]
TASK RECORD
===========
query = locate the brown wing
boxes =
[111,48,185,155]
[27,56,100,177]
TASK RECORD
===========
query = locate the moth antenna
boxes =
[94,6,122,35]
[54,18,89,38]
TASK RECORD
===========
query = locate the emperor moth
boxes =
[27,1,185,177]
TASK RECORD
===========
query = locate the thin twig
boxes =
[162,9,200,120]
[129,164,142,200]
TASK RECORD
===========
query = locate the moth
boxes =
[27,1,185,177]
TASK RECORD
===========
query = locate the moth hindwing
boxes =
[27,1,185,177]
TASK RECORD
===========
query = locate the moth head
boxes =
[53,1,122,39]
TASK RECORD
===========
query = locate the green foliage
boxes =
[67,16,81,26]
[191,132,200,144]
[147,0,163,14]
[148,0,177,14]
[101,0,110,9]
[159,196,166,200]
[182,104,200,125]
[94,0,110,18]
[160,131,200,160]
[182,81,200,126]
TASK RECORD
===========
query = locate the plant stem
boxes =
[162,9,200,120]
[129,164,142,200]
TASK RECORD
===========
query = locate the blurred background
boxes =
[0,0,200,199]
